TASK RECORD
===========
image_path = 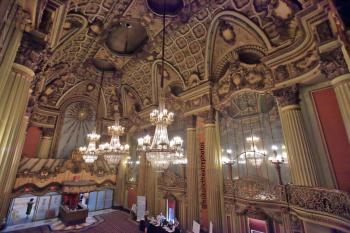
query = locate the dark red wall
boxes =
[127,187,137,209]
[248,218,267,233]
[22,126,41,157]
[312,87,350,192]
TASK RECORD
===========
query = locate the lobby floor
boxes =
[4,210,141,233]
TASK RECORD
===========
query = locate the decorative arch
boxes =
[51,13,89,51]
[204,11,273,80]
[121,84,143,117]
[151,59,186,104]
[56,80,108,118]
[54,98,96,158]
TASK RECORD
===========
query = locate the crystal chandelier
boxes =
[100,116,129,165]
[79,68,105,163]
[137,1,183,170]
[137,99,184,170]
[79,130,100,163]
[78,60,130,164]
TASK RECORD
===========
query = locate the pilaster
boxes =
[0,63,33,221]
[274,85,319,186]
[331,73,350,142]
[204,109,225,233]
[185,115,200,229]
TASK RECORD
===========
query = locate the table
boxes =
[147,223,181,233]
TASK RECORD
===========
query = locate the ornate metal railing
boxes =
[224,178,285,201]
[286,185,350,221]
[224,178,350,221]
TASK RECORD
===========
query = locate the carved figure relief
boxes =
[320,47,349,80]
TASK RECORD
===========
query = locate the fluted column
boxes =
[178,199,187,230]
[0,8,27,95]
[274,86,319,186]
[137,153,147,196]
[331,73,350,142]
[186,115,199,229]
[37,128,53,158]
[0,63,33,221]
[0,115,29,218]
[114,158,127,207]
[204,109,225,233]
[146,162,157,215]
[281,208,292,233]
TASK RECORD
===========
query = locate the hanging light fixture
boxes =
[101,114,130,165]
[78,59,129,164]
[137,0,184,170]
[79,68,105,164]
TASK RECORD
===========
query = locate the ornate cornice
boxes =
[15,32,49,73]
[273,85,300,107]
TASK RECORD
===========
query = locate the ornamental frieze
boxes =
[320,47,349,80]
[158,170,186,190]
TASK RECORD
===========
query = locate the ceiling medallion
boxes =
[105,21,148,55]
[146,0,184,16]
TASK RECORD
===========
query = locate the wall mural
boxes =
[56,101,96,158]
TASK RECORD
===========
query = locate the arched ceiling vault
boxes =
[30,0,349,125]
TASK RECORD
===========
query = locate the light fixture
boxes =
[79,65,106,163]
[101,115,129,165]
[79,131,100,163]
[137,100,184,170]
[137,1,184,170]
[78,59,129,164]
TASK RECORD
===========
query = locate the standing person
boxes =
[25,198,35,219]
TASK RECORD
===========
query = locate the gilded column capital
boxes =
[330,73,350,87]
[12,63,35,82]
[204,107,216,124]
[15,33,49,73]
[273,85,300,108]
[185,115,197,129]
[14,6,32,31]
[42,127,54,137]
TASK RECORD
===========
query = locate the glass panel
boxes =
[96,190,106,210]
[87,191,97,211]
[34,196,50,220]
[48,195,61,218]
[104,189,113,209]
[7,196,38,225]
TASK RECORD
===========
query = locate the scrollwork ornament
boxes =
[273,85,300,107]
[15,7,32,30]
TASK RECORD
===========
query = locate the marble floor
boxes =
[2,209,141,233]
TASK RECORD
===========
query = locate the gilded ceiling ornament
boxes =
[218,20,236,45]
[188,72,200,87]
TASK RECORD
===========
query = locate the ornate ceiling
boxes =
[20,0,349,130]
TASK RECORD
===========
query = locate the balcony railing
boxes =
[224,178,350,222]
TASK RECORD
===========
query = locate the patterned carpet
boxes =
[8,211,141,233]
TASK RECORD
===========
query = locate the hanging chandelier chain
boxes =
[137,1,184,170]
[160,0,166,89]
[79,64,129,165]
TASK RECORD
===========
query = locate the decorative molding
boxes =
[273,85,300,107]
